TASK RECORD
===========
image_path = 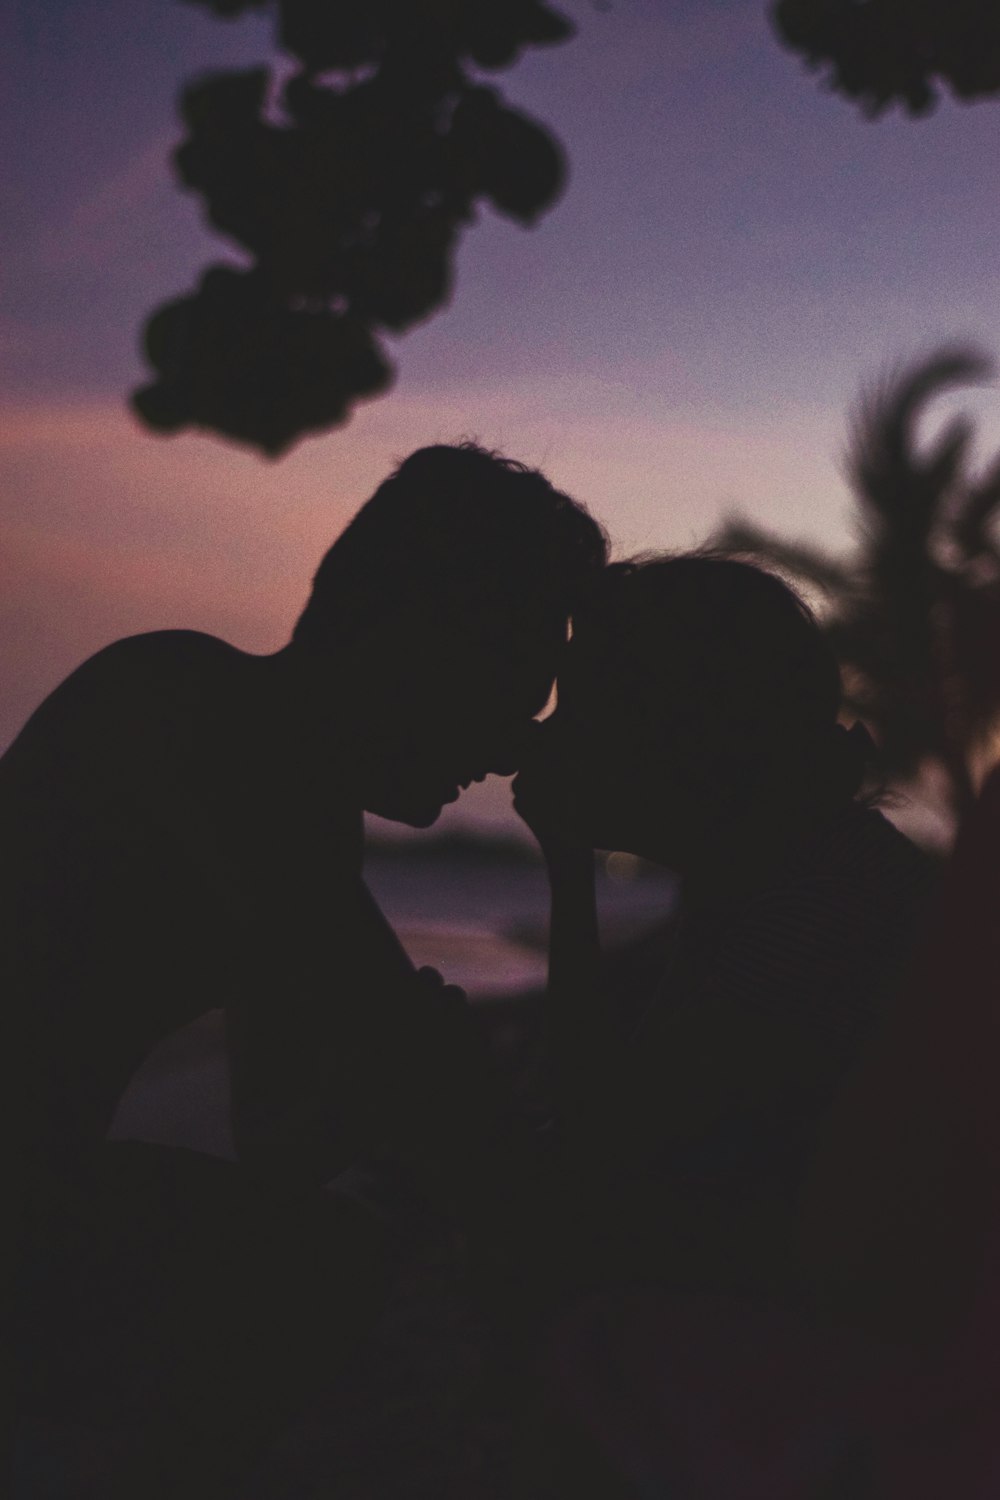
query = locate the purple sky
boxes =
[3,0,1000,830]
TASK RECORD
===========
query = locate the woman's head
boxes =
[544,554,866,865]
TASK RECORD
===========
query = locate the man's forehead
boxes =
[421,623,564,685]
[467,611,568,655]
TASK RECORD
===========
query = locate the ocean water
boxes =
[364,846,677,996]
[110,848,676,1156]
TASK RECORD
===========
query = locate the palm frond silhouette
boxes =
[715,348,1000,824]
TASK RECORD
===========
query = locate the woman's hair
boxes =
[293,442,608,648]
[572,553,872,799]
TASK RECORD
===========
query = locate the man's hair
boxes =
[293,443,608,647]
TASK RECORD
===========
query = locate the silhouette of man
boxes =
[1,443,606,1478]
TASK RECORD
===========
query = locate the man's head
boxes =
[292,443,608,825]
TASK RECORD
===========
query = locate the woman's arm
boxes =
[514,761,638,1164]
[540,851,739,1168]
[543,845,632,1156]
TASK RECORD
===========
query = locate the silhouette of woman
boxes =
[509,555,937,1495]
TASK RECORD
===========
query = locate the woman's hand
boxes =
[516,732,612,1158]
[512,724,592,867]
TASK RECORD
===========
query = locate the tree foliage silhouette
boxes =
[133,0,572,455]
[715,349,1000,823]
[134,3,1000,456]
[772,0,1000,117]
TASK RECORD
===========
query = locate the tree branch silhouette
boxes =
[772,0,1000,117]
[133,0,572,455]
[134,3,1000,456]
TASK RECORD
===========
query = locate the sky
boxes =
[4,0,1000,831]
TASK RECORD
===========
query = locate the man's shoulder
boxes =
[2,631,245,784]
[80,629,242,677]
[27,631,238,721]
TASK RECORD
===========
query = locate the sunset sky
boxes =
[5,0,1000,829]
